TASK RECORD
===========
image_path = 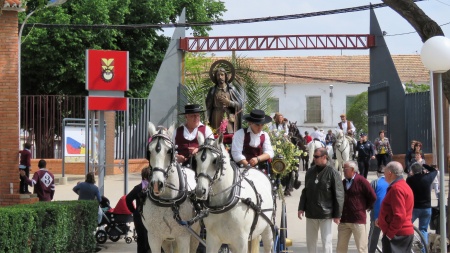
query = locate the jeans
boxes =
[412,208,432,245]
[368,220,382,253]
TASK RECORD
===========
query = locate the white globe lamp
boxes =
[420,36,450,73]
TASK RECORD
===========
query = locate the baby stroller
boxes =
[95,195,134,244]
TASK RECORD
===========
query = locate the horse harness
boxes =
[196,143,276,242]
[146,130,188,207]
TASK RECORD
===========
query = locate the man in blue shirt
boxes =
[368,166,389,253]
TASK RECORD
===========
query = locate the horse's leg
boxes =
[248,236,261,253]
[228,237,248,253]
[205,235,223,253]
[162,240,173,253]
[261,226,274,253]
[148,237,163,253]
[175,236,190,253]
[189,234,200,253]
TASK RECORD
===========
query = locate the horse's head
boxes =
[147,122,175,196]
[194,132,228,200]
[288,121,298,134]
[335,129,345,147]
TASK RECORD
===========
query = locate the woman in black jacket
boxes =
[126,168,151,253]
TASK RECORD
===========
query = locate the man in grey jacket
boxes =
[298,147,345,253]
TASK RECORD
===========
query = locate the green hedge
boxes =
[0,200,98,253]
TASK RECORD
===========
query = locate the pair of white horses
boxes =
[144,122,274,253]
[307,129,350,173]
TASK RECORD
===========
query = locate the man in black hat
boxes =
[173,104,213,167]
[355,133,376,178]
[231,109,274,170]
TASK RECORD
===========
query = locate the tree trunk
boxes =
[382,0,450,100]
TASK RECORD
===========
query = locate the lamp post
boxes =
[421,35,450,253]
[18,0,67,148]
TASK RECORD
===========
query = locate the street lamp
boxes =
[420,35,450,253]
[18,0,68,148]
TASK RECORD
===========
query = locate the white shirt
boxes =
[172,122,214,141]
[231,128,274,163]
[310,130,323,140]
[269,122,289,136]
[337,120,356,134]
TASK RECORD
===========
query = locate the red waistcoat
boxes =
[243,128,265,161]
[175,125,206,158]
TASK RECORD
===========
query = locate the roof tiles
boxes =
[239,55,428,85]
[3,0,23,10]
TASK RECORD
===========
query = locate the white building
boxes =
[245,54,429,134]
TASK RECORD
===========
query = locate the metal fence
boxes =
[405,91,432,153]
[20,95,151,160]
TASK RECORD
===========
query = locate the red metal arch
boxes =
[179,34,375,52]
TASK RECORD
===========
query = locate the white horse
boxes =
[307,139,326,166]
[194,133,275,253]
[335,130,350,173]
[143,122,200,253]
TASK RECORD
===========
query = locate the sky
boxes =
[167,0,450,58]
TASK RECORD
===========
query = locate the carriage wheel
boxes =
[95,230,107,244]
[109,235,120,242]
[125,237,133,244]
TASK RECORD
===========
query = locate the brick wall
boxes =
[0,10,38,204]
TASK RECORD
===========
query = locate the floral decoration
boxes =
[268,130,301,178]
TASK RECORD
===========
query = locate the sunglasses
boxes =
[313,155,324,159]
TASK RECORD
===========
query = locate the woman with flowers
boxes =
[231,109,274,171]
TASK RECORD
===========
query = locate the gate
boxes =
[20,95,151,160]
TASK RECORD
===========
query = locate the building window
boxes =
[268,98,279,114]
[346,96,357,113]
[306,96,321,123]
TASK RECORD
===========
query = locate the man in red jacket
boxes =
[336,160,376,253]
[376,161,414,252]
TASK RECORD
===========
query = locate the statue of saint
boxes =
[205,66,243,133]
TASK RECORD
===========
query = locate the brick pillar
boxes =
[0,10,38,205]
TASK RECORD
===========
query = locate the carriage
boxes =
[144,122,292,253]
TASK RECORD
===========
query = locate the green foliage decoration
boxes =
[268,130,301,178]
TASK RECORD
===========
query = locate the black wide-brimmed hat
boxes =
[243,109,272,124]
[179,104,205,115]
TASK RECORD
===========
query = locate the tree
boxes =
[382,0,450,101]
[347,91,368,135]
[20,0,226,97]
[404,80,430,94]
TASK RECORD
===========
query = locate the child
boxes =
[19,143,32,194]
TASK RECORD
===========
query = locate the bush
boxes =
[0,200,98,253]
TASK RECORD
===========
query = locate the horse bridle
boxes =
[335,134,349,152]
[196,143,226,187]
[148,130,177,179]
